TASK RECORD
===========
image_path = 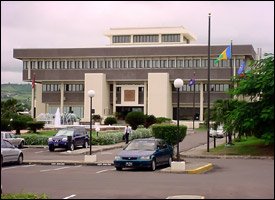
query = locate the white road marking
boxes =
[35,150,46,154]
[2,164,36,171]
[63,194,76,199]
[96,168,116,174]
[40,165,81,172]
[100,152,113,155]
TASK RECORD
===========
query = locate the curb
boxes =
[185,163,213,174]
[24,160,114,166]
[181,154,274,160]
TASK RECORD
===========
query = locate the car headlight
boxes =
[140,155,151,160]
[48,138,53,142]
[62,138,67,142]
[114,156,121,160]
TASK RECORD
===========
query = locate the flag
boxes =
[189,72,196,86]
[188,78,195,86]
[32,73,36,89]
[214,45,232,64]
[237,61,246,76]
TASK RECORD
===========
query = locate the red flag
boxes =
[32,73,36,89]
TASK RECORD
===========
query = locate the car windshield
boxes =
[125,140,156,151]
[55,129,74,137]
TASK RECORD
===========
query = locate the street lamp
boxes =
[88,90,95,155]
[173,78,183,161]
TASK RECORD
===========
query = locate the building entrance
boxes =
[116,106,144,120]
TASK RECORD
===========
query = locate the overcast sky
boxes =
[1,1,274,84]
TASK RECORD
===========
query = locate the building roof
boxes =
[14,45,256,59]
[104,26,197,41]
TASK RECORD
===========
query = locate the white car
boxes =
[1,131,25,148]
[1,139,24,165]
[209,126,224,138]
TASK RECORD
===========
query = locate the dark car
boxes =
[48,126,89,152]
[1,139,24,165]
[114,138,173,171]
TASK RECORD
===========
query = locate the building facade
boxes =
[13,27,256,123]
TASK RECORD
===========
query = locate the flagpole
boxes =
[192,71,195,130]
[32,73,36,119]
[207,13,211,152]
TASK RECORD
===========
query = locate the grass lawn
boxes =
[210,136,274,156]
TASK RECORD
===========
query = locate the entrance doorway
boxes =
[116,106,143,120]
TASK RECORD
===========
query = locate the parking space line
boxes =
[35,150,46,154]
[40,165,81,172]
[63,194,76,199]
[2,164,36,171]
[96,168,116,174]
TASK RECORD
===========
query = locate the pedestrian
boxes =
[124,124,132,144]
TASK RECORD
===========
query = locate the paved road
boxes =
[2,158,274,199]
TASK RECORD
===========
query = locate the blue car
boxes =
[48,127,89,152]
[114,138,173,171]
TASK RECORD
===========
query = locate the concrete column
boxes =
[148,73,172,118]
[199,82,204,122]
[143,81,147,115]
[113,81,116,114]
[60,82,64,115]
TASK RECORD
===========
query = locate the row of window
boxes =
[112,34,187,43]
[24,58,244,70]
[173,83,229,92]
[42,84,84,92]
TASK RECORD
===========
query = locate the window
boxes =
[60,61,66,69]
[168,60,175,68]
[45,61,51,69]
[133,35,159,43]
[23,61,28,70]
[177,59,184,68]
[161,34,180,42]
[37,61,43,69]
[31,61,36,69]
[112,35,131,43]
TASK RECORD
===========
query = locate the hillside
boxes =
[1,83,32,103]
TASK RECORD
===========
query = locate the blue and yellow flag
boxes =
[214,45,231,64]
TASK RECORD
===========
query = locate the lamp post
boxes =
[88,90,95,155]
[173,78,183,161]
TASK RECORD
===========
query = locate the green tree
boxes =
[231,54,274,144]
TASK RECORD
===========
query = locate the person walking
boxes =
[124,124,132,144]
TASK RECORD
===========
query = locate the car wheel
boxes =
[116,167,122,171]
[17,154,23,165]
[49,146,55,152]
[69,143,74,151]
[83,141,88,148]
[151,159,156,171]
[18,141,24,149]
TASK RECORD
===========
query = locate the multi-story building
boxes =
[13,26,256,123]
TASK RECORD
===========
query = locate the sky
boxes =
[1,1,274,84]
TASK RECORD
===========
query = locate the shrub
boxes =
[156,117,172,124]
[151,124,187,145]
[129,128,153,140]
[144,115,157,128]
[27,121,45,133]
[125,112,145,130]
[20,134,49,145]
[92,114,102,123]
[104,116,117,125]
